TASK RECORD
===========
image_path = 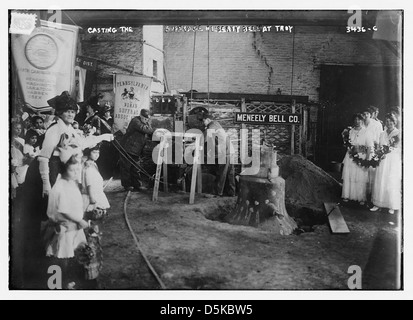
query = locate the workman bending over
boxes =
[120,109,154,191]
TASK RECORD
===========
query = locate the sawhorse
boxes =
[152,132,203,204]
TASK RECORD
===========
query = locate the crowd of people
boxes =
[11,94,402,288]
[341,106,401,214]
[11,91,114,289]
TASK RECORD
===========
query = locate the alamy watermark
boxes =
[347,265,362,289]
[151,121,261,176]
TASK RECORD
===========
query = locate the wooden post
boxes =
[197,143,203,194]
[189,136,200,204]
[152,137,165,202]
[291,100,296,155]
[163,161,168,192]
[197,163,203,194]
[183,96,188,131]
[240,98,247,170]
[298,105,302,156]
[302,107,308,158]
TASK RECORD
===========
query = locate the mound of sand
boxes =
[278,155,341,216]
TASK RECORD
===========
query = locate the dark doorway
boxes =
[316,64,401,171]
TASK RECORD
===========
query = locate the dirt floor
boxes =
[96,179,402,290]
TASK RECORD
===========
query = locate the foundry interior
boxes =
[9,10,402,290]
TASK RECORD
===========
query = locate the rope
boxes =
[123,191,167,289]
[103,177,113,191]
[190,28,197,103]
[63,11,80,28]
[207,25,210,102]
[290,28,296,97]
[112,139,154,180]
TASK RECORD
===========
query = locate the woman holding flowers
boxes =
[341,113,374,205]
[370,114,401,214]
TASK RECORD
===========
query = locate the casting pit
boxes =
[204,152,339,236]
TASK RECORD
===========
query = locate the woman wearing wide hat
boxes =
[16,91,113,288]
[96,103,117,179]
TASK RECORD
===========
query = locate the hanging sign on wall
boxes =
[11,20,79,110]
[234,112,301,125]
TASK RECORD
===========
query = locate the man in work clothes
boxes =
[120,109,154,191]
[201,114,236,197]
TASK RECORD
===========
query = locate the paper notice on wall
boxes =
[74,66,86,103]
[113,74,152,133]
[11,20,79,111]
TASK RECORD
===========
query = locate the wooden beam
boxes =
[152,138,165,202]
[291,102,295,155]
[324,202,350,234]
[59,10,380,27]
[189,137,200,204]
[163,162,168,192]
[185,92,308,104]
[297,105,303,155]
[240,98,247,171]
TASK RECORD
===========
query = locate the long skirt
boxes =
[341,153,369,202]
[372,151,401,210]
[19,157,63,281]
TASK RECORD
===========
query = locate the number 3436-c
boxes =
[346,26,378,33]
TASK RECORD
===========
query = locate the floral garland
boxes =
[342,127,399,168]
[369,134,400,168]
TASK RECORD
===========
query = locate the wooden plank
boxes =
[184,92,309,104]
[152,162,162,202]
[324,202,350,234]
[163,161,168,192]
[197,163,203,194]
[240,98,247,171]
[64,10,366,28]
[152,138,165,202]
[189,137,200,204]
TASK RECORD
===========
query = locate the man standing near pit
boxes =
[201,114,236,197]
[120,109,154,191]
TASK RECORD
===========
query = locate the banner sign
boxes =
[75,55,97,71]
[11,20,79,110]
[234,112,301,125]
[113,74,152,133]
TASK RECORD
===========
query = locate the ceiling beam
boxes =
[52,10,381,27]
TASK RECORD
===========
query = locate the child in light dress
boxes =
[43,156,89,288]
[23,131,41,160]
[82,144,110,219]
[79,144,109,281]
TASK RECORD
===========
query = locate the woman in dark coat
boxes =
[17,91,113,288]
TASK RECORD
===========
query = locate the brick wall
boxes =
[164,26,400,102]
[80,29,144,101]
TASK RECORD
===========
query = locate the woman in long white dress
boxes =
[342,113,374,204]
[370,114,401,214]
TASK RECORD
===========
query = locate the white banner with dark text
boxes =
[11,20,79,111]
[113,74,152,133]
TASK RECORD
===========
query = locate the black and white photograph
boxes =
[4,2,410,299]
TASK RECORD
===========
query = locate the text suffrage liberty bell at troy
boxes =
[164,25,294,33]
